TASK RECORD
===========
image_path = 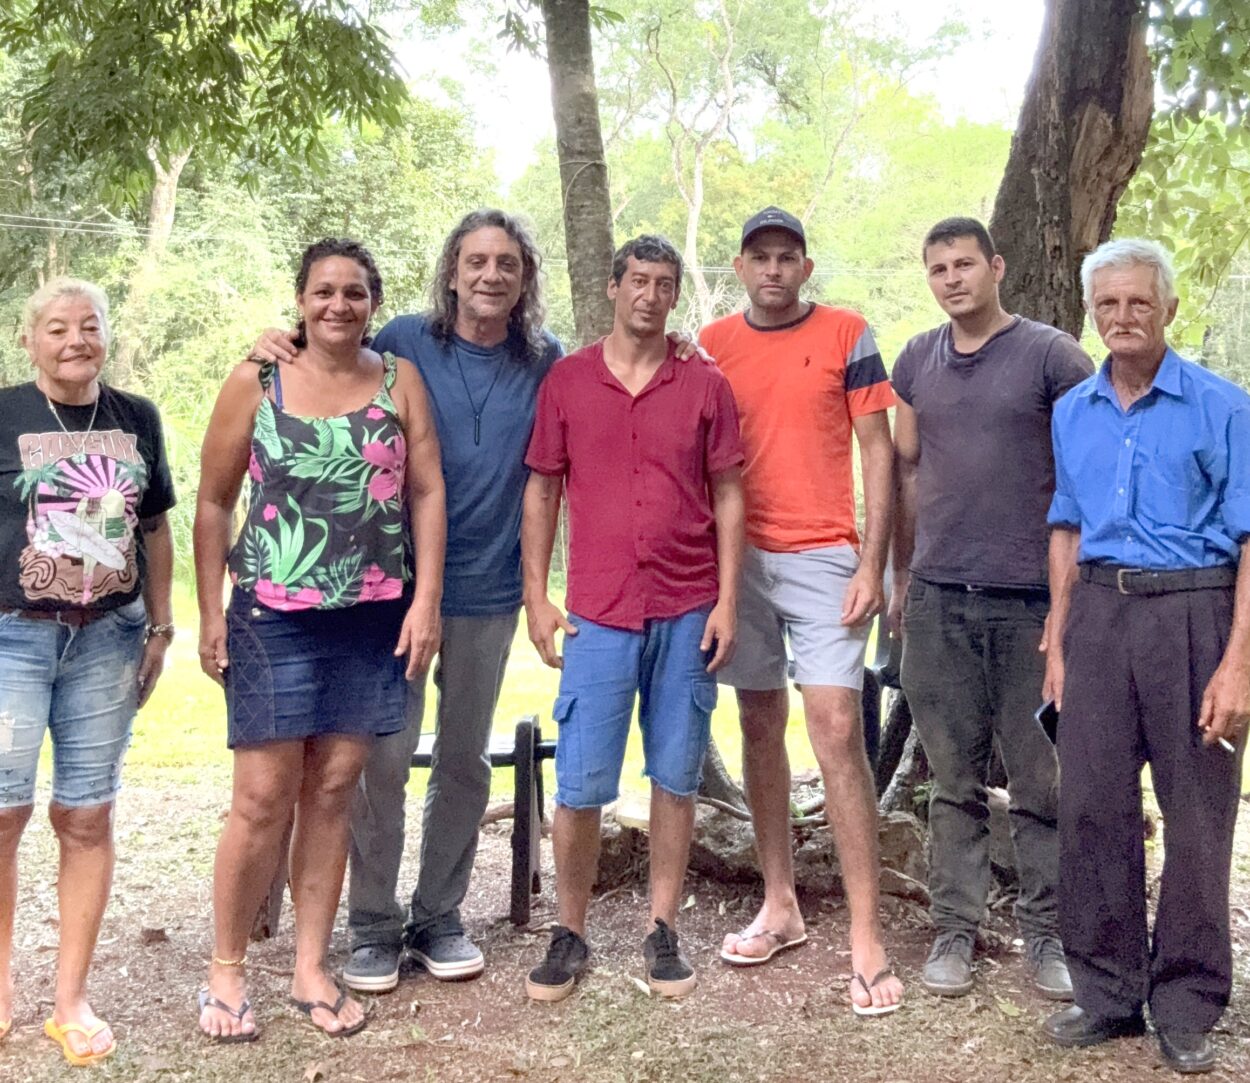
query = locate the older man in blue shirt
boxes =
[1041,239,1250,1075]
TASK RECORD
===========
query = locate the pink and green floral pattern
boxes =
[228,356,409,611]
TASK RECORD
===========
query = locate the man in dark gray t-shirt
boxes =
[891,217,1092,1004]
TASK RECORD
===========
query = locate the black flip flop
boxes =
[289,983,367,1038]
[197,987,260,1043]
[851,966,902,1017]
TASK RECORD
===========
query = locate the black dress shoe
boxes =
[1042,1005,1146,1048]
[1157,1030,1215,1074]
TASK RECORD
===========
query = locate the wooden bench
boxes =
[251,715,557,941]
[411,714,556,926]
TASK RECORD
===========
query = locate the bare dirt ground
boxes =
[4,776,1249,1083]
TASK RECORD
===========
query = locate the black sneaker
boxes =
[643,918,696,998]
[405,910,484,981]
[525,926,590,1002]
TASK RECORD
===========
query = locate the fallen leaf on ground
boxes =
[629,977,651,996]
[303,1063,325,1083]
[681,894,696,911]
[140,927,169,945]
[994,997,1022,1018]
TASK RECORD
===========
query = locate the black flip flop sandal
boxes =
[852,966,902,1017]
[289,982,367,1038]
[198,988,260,1043]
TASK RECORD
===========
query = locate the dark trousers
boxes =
[1059,578,1243,1031]
[900,578,1060,938]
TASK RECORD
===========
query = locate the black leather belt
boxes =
[1080,564,1237,596]
[7,608,109,627]
[917,577,1047,599]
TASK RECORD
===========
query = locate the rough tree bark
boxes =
[113,144,193,386]
[988,0,1153,338]
[541,0,615,344]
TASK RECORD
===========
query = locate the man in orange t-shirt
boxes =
[699,207,901,1015]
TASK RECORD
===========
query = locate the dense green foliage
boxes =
[0,0,408,194]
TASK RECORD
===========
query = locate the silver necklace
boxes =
[45,390,100,464]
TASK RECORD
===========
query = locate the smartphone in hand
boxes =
[1035,699,1059,743]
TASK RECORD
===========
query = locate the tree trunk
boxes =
[988,0,1152,338]
[113,145,193,387]
[145,145,192,259]
[541,0,615,344]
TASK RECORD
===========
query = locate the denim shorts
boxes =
[0,597,146,809]
[717,544,870,692]
[551,605,717,809]
[225,589,409,749]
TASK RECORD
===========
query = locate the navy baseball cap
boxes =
[741,206,806,252]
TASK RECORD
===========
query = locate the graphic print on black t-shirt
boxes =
[13,427,149,605]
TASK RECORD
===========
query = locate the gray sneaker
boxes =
[1026,936,1074,1001]
[405,911,484,981]
[343,942,401,993]
[922,930,975,997]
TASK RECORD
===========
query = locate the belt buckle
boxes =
[1116,567,1144,595]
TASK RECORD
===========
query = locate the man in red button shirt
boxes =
[521,234,745,1002]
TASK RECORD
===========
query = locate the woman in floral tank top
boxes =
[193,239,445,1042]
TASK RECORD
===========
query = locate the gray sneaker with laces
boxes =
[343,942,401,993]
[405,910,484,981]
[922,929,975,997]
[1026,935,1074,1001]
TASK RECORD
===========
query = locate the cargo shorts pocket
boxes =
[551,693,580,797]
[686,679,718,787]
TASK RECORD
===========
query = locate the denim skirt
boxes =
[224,589,408,749]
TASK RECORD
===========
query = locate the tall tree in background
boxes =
[989,0,1152,337]
[540,0,616,343]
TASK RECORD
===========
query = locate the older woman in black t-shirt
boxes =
[0,278,175,1065]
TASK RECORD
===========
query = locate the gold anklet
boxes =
[211,954,248,968]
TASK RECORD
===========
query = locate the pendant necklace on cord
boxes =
[453,344,505,446]
[45,389,100,464]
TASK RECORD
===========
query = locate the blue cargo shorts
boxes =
[551,604,717,809]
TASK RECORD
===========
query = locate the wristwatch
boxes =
[146,622,176,643]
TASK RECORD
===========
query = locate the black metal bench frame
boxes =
[411,714,555,926]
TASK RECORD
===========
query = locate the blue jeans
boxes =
[552,605,717,809]
[0,598,146,809]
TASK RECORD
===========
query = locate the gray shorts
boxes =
[719,544,869,692]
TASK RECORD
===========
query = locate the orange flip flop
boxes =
[43,1017,116,1066]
